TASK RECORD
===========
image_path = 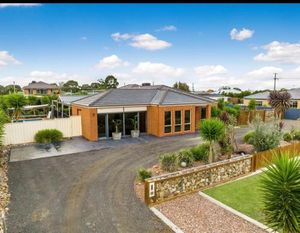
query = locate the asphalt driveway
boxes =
[7,134,203,233]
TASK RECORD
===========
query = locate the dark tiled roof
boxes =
[23,81,59,90]
[73,85,215,107]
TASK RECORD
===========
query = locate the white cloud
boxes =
[95,55,129,69]
[157,25,177,32]
[254,41,300,64]
[29,71,80,83]
[230,28,254,41]
[0,51,21,68]
[194,65,227,77]
[132,62,184,77]
[80,36,87,40]
[0,3,41,8]
[111,32,171,51]
[246,66,283,78]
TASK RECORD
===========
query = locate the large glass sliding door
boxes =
[97,111,147,139]
[108,113,123,137]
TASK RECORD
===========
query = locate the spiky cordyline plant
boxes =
[260,153,300,233]
[269,91,291,118]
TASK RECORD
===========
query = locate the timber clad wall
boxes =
[147,105,197,137]
[72,105,98,141]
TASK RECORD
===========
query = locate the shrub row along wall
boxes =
[144,155,252,205]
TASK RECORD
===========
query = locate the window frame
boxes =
[255,101,263,107]
[184,110,191,131]
[164,111,172,134]
[174,110,182,132]
[291,100,298,108]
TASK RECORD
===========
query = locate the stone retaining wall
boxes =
[145,155,252,205]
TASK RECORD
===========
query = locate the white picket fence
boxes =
[3,116,82,145]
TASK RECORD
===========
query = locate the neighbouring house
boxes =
[218,86,242,94]
[193,91,229,102]
[243,88,300,119]
[23,81,60,96]
[71,85,215,141]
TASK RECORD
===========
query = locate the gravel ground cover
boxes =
[156,193,267,233]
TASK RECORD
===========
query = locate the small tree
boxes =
[217,98,225,111]
[260,153,300,233]
[200,118,225,163]
[5,93,27,120]
[98,75,119,89]
[248,99,256,123]
[269,91,291,119]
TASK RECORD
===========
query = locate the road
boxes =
[7,134,203,233]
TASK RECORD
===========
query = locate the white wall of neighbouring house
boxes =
[3,116,82,145]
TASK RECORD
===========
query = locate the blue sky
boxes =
[1,3,300,90]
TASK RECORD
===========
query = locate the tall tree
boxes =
[247,99,256,123]
[81,84,91,91]
[5,84,22,94]
[61,80,80,93]
[173,82,190,92]
[90,82,101,90]
[269,90,291,118]
[98,75,119,89]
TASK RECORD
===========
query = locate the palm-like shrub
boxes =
[190,143,209,162]
[0,109,9,146]
[260,153,300,233]
[5,93,27,120]
[269,91,291,118]
[159,153,177,172]
[137,168,152,182]
[176,149,194,167]
[200,118,225,163]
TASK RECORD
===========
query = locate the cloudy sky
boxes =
[1,3,300,91]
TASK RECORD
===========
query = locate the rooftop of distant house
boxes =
[23,81,59,90]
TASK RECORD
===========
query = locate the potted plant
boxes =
[130,116,140,138]
[112,119,122,140]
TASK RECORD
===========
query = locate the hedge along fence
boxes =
[252,141,300,171]
[144,155,253,205]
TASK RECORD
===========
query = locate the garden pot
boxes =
[131,130,140,138]
[112,132,122,140]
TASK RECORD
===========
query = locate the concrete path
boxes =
[7,134,202,233]
[10,135,157,162]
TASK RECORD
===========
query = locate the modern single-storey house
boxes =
[71,85,215,141]
[243,88,300,108]
[23,81,60,96]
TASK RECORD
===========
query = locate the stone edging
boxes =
[150,207,184,233]
[198,192,275,233]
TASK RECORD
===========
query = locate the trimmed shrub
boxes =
[211,106,221,118]
[243,131,255,144]
[283,132,293,142]
[177,149,194,167]
[293,131,300,140]
[224,106,239,118]
[137,167,152,182]
[159,153,177,172]
[190,143,209,162]
[34,129,63,144]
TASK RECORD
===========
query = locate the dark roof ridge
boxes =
[158,89,169,105]
[88,89,112,107]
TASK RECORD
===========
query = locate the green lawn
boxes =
[203,174,265,223]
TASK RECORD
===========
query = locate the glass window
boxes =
[291,101,298,108]
[175,110,182,132]
[164,111,172,133]
[184,110,191,131]
[255,101,263,106]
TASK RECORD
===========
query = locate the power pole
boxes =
[192,83,195,92]
[273,73,279,91]
[13,81,15,93]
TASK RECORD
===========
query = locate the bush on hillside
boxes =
[137,168,152,182]
[243,131,255,144]
[177,149,194,167]
[159,153,177,172]
[190,143,209,162]
[34,129,63,144]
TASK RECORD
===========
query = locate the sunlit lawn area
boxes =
[203,174,265,224]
